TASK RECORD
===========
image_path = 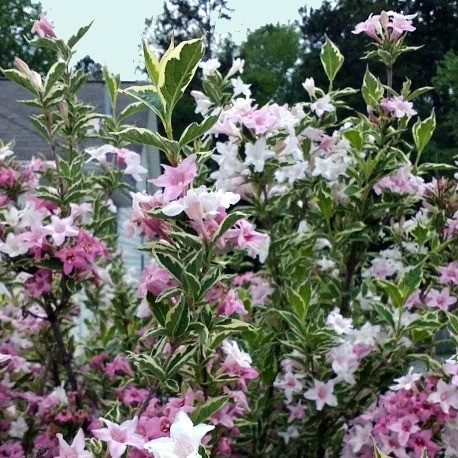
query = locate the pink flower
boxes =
[150,155,197,200]
[352,14,382,41]
[439,262,458,285]
[444,360,458,386]
[31,12,56,38]
[274,371,305,403]
[407,429,441,458]
[226,219,269,258]
[24,269,52,297]
[105,356,133,380]
[221,340,259,381]
[388,413,420,446]
[304,379,338,411]
[217,289,247,316]
[55,246,88,275]
[381,96,417,118]
[92,417,145,458]
[43,215,79,247]
[425,287,456,311]
[427,380,458,413]
[55,429,92,458]
[310,95,335,117]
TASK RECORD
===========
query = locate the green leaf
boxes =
[117,102,146,122]
[320,37,344,84]
[400,265,423,298]
[158,37,205,115]
[374,303,395,328]
[179,115,219,147]
[119,127,179,156]
[1,69,38,94]
[146,292,168,327]
[103,66,120,111]
[165,300,190,338]
[418,162,457,173]
[156,253,185,283]
[166,346,196,377]
[413,112,436,154]
[315,188,333,220]
[67,22,93,49]
[121,85,166,121]
[143,40,160,86]
[362,67,384,108]
[190,396,230,424]
[286,281,311,321]
[379,280,404,308]
[343,129,363,150]
[180,270,201,301]
[44,62,66,95]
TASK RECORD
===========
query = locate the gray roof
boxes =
[0,79,151,159]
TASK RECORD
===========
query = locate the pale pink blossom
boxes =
[304,379,338,411]
[55,429,92,458]
[389,366,422,391]
[425,287,457,311]
[43,215,79,247]
[150,154,197,200]
[31,12,56,38]
[92,416,144,458]
[427,380,458,414]
[274,371,305,403]
[310,95,335,117]
[381,96,417,118]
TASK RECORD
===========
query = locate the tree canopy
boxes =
[240,24,300,105]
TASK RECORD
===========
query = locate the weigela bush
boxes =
[1,10,458,458]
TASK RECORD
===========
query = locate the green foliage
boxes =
[240,23,300,105]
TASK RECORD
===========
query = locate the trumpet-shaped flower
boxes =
[55,429,92,458]
[31,12,56,38]
[150,154,197,200]
[143,410,214,458]
[92,416,144,458]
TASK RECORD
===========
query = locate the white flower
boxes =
[310,95,335,117]
[0,233,29,257]
[123,151,147,181]
[221,339,252,368]
[0,353,11,364]
[199,58,221,78]
[231,76,251,98]
[86,145,114,164]
[348,424,372,453]
[51,382,69,406]
[226,58,245,78]
[302,77,316,98]
[244,137,275,173]
[162,186,239,222]
[0,145,14,161]
[278,426,300,444]
[326,308,353,335]
[191,90,213,116]
[144,410,214,458]
[389,366,422,391]
[427,380,458,414]
[9,417,28,439]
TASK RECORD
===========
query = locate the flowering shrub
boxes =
[1,9,458,458]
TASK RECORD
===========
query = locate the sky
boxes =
[39,0,323,80]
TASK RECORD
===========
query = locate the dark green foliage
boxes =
[240,24,300,105]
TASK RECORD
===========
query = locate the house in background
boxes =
[0,78,161,278]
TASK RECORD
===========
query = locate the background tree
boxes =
[240,24,300,105]
[143,0,233,58]
[74,55,103,81]
[0,0,56,72]
[292,0,458,158]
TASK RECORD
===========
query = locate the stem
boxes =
[43,106,65,197]
[138,381,157,417]
[43,300,81,407]
[386,65,393,90]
